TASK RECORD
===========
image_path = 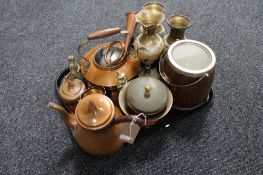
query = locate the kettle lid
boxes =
[76,94,114,130]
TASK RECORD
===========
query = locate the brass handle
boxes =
[112,115,145,127]
[88,27,122,40]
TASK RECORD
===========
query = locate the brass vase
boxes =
[135,9,165,66]
[163,15,191,49]
[139,2,166,36]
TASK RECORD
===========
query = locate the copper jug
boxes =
[48,94,144,156]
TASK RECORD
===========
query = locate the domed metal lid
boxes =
[125,77,168,116]
[76,94,114,130]
[59,79,86,104]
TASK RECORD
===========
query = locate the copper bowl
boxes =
[80,86,106,99]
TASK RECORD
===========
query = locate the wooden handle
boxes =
[88,27,122,40]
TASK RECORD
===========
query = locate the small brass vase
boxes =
[139,2,166,36]
[135,9,165,65]
[163,15,191,49]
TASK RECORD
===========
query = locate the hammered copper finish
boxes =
[80,42,140,87]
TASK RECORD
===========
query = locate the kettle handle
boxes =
[103,40,126,66]
[88,27,122,40]
[78,27,122,59]
[112,115,146,128]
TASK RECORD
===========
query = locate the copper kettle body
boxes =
[78,12,140,88]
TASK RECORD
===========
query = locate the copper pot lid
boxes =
[76,94,114,130]
[59,79,86,104]
[125,77,168,116]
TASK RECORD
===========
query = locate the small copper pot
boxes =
[159,39,216,110]
[80,86,106,99]
[58,78,86,113]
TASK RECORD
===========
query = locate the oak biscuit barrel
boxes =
[159,39,216,110]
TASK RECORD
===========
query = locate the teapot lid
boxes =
[125,77,168,116]
[76,94,114,130]
[59,79,86,104]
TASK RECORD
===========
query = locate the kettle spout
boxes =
[48,102,77,129]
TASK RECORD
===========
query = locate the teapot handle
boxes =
[112,115,146,128]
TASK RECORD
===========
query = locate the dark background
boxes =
[0,0,262,174]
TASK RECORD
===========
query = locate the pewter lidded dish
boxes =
[125,77,168,116]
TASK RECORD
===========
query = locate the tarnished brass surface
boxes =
[139,2,166,36]
[143,2,165,13]
[135,9,165,65]
[163,15,191,48]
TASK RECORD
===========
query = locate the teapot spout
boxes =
[48,102,77,129]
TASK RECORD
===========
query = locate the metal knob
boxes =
[144,85,152,97]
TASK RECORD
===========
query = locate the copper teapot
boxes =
[48,94,144,156]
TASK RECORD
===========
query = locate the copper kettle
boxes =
[48,94,144,156]
[78,12,140,88]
